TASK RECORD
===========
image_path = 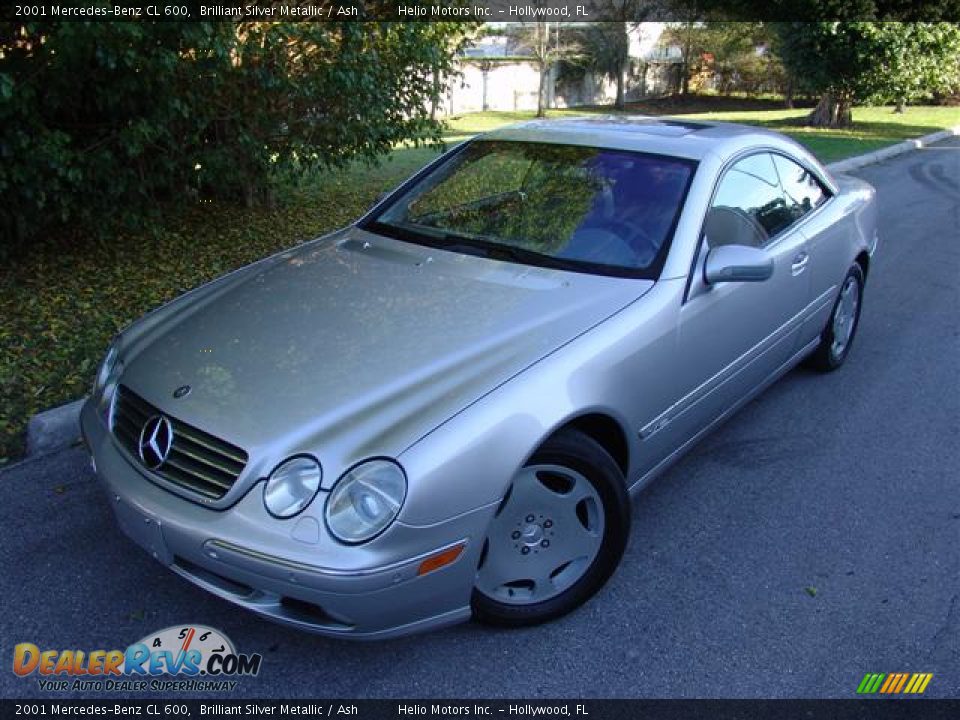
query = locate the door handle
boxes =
[791,251,809,275]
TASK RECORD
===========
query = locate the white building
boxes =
[439,23,681,115]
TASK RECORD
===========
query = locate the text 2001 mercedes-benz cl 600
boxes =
[83,117,878,638]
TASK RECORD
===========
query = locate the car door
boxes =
[644,153,812,447]
[770,152,840,347]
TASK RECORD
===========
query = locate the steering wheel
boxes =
[579,218,659,266]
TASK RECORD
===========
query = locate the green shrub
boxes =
[0,20,474,246]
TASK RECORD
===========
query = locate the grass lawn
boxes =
[1,99,957,462]
[444,103,960,163]
[676,105,960,163]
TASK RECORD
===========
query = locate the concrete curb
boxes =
[25,398,86,458]
[18,124,960,460]
[826,125,960,173]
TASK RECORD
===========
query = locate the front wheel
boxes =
[472,428,630,627]
[805,263,864,372]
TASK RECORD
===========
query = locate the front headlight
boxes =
[263,456,322,518]
[325,459,406,544]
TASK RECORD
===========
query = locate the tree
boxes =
[580,24,631,107]
[866,23,960,112]
[512,21,581,117]
[0,21,474,243]
[705,23,783,97]
[775,22,960,127]
[659,21,778,97]
[660,22,699,95]
[586,5,659,109]
[657,0,714,96]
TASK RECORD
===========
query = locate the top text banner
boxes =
[3,0,959,21]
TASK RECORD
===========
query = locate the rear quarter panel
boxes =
[798,174,877,345]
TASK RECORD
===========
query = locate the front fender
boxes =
[396,346,639,528]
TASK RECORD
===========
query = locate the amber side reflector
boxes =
[417,544,465,576]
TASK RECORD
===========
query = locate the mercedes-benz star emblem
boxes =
[138,415,173,469]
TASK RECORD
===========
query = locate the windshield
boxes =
[364,140,696,278]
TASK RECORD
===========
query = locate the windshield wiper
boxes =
[368,221,586,274]
[432,233,583,273]
[438,236,523,262]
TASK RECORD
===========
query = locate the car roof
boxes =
[480,115,799,163]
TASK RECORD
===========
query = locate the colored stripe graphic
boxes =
[857,673,885,694]
[880,673,907,693]
[894,673,910,693]
[905,673,934,694]
[858,672,932,695]
[880,674,897,693]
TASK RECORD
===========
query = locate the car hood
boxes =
[120,227,653,480]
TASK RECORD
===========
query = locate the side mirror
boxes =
[704,244,774,284]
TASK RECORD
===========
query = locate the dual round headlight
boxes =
[263,457,406,544]
[263,456,323,519]
[325,460,406,544]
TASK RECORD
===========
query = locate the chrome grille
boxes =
[112,385,248,499]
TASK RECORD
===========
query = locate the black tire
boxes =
[805,263,865,372]
[471,428,630,627]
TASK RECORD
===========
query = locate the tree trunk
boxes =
[614,20,628,110]
[537,63,548,118]
[615,59,626,110]
[808,92,853,128]
[681,24,693,96]
[837,97,853,126]
[894,98,906,113]
[479,61,492,112]
[430,70,439,122]
[785,80,794,109]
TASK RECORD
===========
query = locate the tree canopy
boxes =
[661,22,782,96]
[775,21,960,126]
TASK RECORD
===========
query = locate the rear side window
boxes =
[772,154,830,222]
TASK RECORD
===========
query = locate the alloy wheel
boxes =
[475,464,606,605]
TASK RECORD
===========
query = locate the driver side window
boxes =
[706,153,794,249]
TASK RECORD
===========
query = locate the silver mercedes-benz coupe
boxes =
[82,116,878,639]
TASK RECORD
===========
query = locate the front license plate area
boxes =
[113,500,174,566]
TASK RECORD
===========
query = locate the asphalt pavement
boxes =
[1,137,958,700]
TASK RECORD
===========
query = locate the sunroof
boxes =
[658,119,711,131]
[569,116,711,137]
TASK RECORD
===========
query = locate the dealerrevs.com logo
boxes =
[13,625,262,692]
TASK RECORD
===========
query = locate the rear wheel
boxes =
[805,264,864,372]
[472,428,630,627]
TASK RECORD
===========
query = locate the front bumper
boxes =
[81,399,494,639]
